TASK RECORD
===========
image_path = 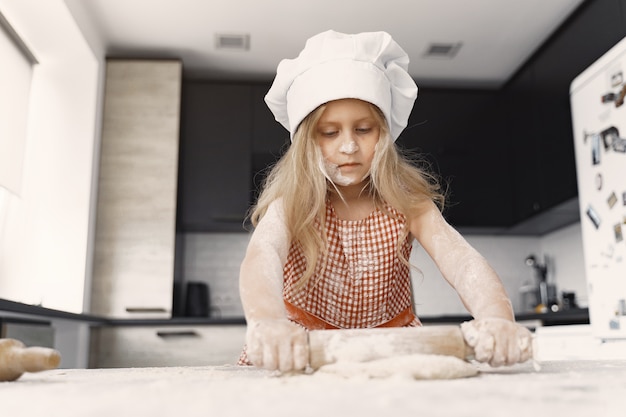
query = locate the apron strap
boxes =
[284,299,417,330]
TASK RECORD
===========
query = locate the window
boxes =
[0,10,36,197]
[0,10,36,241]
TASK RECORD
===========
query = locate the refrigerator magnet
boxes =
[616,85,626,107]
[601,126,619,149]
[592,134,601,165]
[586,205,601,229]
[610,71,623,87]
[613,136,626,153]
[615,223,624,243]
[608,191,618,208]
[602,92,617,103]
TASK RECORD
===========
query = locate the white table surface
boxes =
[1,360,625,417]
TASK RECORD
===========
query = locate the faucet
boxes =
[525,254,547,282]
[525,254,549,311]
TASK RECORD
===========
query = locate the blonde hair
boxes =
[249,102,444,289]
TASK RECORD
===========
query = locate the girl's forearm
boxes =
[239,245,288,323]
[415,207,514,321]
[239,200,291,324]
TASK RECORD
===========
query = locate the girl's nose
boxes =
[339,138,359,154]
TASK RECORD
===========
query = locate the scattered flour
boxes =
[316,354,479,380]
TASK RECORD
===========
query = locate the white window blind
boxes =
[0,11,35,196]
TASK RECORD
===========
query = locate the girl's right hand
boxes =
[246,319,309,372]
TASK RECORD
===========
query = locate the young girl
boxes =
[239,30,532,372]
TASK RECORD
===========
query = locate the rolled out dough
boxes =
[316,354,479,380]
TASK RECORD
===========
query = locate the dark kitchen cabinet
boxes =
[504,68,543,221]
[251,83,289,155]
[399,88,514,228]
[250,84,290,204]
[177,82,288,232]
[177,82,252,232]
[505,0,626,224]
[401,0,626,231]
[176,0,626,234]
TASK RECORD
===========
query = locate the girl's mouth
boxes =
[321,158,354,186]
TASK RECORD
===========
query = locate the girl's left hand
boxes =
[460,318,533,367]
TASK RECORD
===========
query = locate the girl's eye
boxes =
[356,127,372,134]
[321,130,338,137]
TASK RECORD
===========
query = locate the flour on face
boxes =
[339,140,358,154]
[321,157,354,186]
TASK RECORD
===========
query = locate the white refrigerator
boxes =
[570,35,626,340]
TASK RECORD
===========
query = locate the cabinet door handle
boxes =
[125,307,168,313]
[156,330,199,338]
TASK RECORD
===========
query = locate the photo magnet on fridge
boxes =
[614,223,624,243]
[601,126,619,150]
[613,135,626,152]
[608,191,618,209]
[616,85,626,107]
[592,133,602,165]
[586,204,602,229]
[611,71,623,87]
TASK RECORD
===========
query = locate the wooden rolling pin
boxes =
[0,338,61,382]
[308,325,474,370]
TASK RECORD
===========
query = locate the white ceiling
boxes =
[69,0,586,89]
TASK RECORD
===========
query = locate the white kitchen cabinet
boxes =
[90,60,181,319]
[0,319,54,348]
[89,325,246,368]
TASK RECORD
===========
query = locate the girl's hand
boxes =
[461,318,533,367]
[246,319,309,372]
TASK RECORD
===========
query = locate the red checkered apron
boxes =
[283,202,420,329]
[238,201,420,365]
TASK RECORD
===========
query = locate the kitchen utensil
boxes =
[185,281,210,317]
[308,325,474,370]
[0,338,61,381]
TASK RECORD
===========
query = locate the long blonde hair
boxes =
[249,102,444,288]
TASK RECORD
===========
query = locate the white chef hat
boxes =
[265,30,418,141]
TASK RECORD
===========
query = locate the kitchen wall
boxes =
[181,220,587,319]
[410,221,587,316]
[0,0,591,321]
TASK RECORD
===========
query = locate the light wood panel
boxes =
[90,60,181,318]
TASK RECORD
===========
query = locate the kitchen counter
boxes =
[0,298,247,326]
[421,308,590,327]
[1,298,588,327]
[515,308,590,326]
[1,360,624,417]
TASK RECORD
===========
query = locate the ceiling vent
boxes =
[215,33,250,51]
[423,42,462,59]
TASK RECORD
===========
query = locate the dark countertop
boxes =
[0,298,105,323]
[0,298,245,326]
[420,308,590,327]
[516,308,590,326]
[2,298,588,328]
